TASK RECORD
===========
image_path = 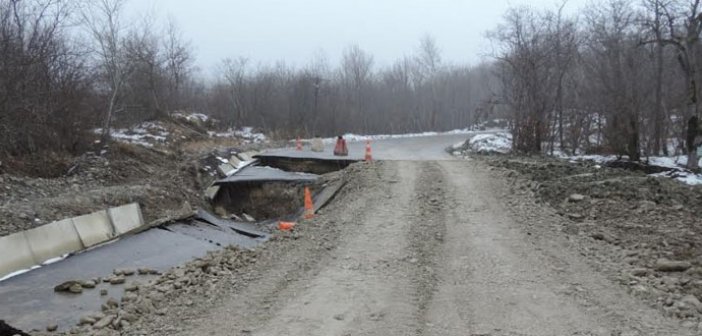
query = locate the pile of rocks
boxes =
[41,248,258,335]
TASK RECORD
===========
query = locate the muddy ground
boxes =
[32,159,702,336]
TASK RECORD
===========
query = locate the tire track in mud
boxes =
[405,161,450,335]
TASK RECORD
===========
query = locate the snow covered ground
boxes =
[208,127,267,144]
[172,112,210,123]
[95,116,268,147]
[563,153,702,186]
[452,131,702,187]
[94,121,169,147]
[466,132,512,154]
[449,131,512,155]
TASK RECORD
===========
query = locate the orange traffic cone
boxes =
[278,221,296,231]
[296,137,302,151]
[365,140,373,162]
[304,187,315,219]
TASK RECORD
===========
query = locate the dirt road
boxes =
[138,160,694,336]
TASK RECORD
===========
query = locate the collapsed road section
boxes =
[0,210,268,332]
[0,151,355,334]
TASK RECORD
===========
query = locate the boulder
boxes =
[109,276,125,285]
[54,280,82,293]
[92,315,114,330]
[568,194,586,202]
[655,259,692,272]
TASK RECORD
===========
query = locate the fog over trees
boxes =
[2,0,702,168]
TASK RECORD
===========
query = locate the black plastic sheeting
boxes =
[194,209,268,239]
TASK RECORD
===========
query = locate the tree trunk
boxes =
[653,42,664,155]
[687,116,699,169]
[629,115,640,161]
[100,85,120,146]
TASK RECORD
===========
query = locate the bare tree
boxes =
[0,0,89,163]
[221,57,250,126]
[646,0,702,168]
[80,0,131,145]
[340,44,374,132]
[163,17,193,113]
[641,0,672,155]
[489,7,557,153]
[123,15,165,121]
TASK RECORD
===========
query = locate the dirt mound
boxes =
[488,157,702,219]
[0,125,270,237]
[482,154,702,323]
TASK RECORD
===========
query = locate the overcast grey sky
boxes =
[126,0,588,72]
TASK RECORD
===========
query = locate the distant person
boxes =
[311,135,324,152]
[334,135,348,156]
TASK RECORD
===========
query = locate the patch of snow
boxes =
[647,156,688,169]
[0,253,70,283]
[94,121,171,147]
[0,265,40,282]
[41,254,69,266]
[650,170,702,186]
[468,132,512,154]
[451,141,466,151]
[209,127,267,144]
[173,112,210,123]
[561,153,701,186]
[559,154,620,164]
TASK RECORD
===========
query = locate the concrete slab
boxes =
[166,221,263,249]
[229,155,242,168]
[72,210,114,248]
[205,185,221,200]
[108,203,144,235]
[213,166,319,186]
[217,162,236,176]
[195,209,268,238]
[237,152,254,161]
[24,219,83,264]
[0,232,36,279]
[314,179,347,212]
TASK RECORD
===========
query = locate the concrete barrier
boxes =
[72,210,115,248]
[108,203,144,235]
[24,219,84,264]
[237,152,253,162]
[0,232,36,279]
[1,203,145,280]
[205,185,220,201]
[217,163,235,176]
[228,156,242,168]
